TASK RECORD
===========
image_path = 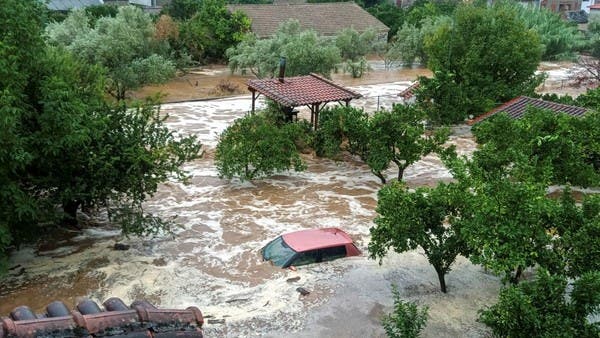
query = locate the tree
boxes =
[505,1,584,60]
[335,28,384,77]
[46,6,177,100]
[420,3,544,123]
[215,113,307,180]
[472,110,600,188]
[382,285,429,338]
[182,0,251,61]
[1,0,202,269]
[369,181,470,293]
[361,105,450,184]
[227,20,341,78]
[479,270,600,337]
[161,0,202,20]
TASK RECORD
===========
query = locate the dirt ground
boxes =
[132,62,433,103]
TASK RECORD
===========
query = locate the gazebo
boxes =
[247,73,362,130]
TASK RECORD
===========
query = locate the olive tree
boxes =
[46,6,177,100]
[227,20,341,78]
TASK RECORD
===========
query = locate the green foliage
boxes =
[370,181,470,293]
[1,0,202,268]
[363,105,450,184]
[315,105,450,184]
[367,3,405,40]
[84,4,118,23]
[46,6,177,100]
[479,271,600,337]
[182,0,251,61]
[587,15,600,58]
[421,3,543,122]
[472,109,600,187]
[335,27,384,62]
[500,1,584,60]
[388,16,448,67]
[215,113,307,180]
[313,106,369,158]
[227,20,341,78]
[161,0,202,20]
[382,285,429,338]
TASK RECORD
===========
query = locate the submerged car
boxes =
[261,228,361,268]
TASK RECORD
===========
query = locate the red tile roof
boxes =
[228,2,389,38]
[248,73,362,107]
[468,96,588,125]
[398,81,420,100]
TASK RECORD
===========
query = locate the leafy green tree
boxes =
[1,0,202,269]
[367,3,405,40]
[227,20,341,78]
[370,181,470,293]
[504,1,584,60]
[335,27,384,77]
[161,0,202,20]
[472,110,600,187]
[313,106,369,158]
[421,3,544,122]
[361,105,450,184]
[0,0,47,265]
[46,6,176,100]
[215,113,307,180]
[182,0,251,61]
[479,270,600,337]
[382,284,429,338]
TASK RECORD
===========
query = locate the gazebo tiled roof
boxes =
[398,81,420,100]
[248,73,362,107]
[468,96,588,125]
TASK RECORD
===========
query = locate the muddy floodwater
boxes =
[0,62,584,337]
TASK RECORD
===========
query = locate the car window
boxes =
[262,236,297,267]
[291,250,319,266]
[321,246,346,262]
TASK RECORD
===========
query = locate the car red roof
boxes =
[282,228,355,252]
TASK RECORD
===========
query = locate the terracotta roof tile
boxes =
[227,2,389,38]
[398,81,420,100]
[248,73,362,106]
[468,96,588,125]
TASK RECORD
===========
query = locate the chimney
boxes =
[278,57,286,83]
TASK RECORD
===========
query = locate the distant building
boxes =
[47,0,104,11]
[227,2,389,40]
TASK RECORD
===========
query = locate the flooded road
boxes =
[0,63,580,337]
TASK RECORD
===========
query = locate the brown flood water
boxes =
[0,61,585,337]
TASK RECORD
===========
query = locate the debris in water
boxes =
[225,298,249,304]
[286,276,301,283]
[113,243,130,251]
[296,287,310,296]
[207,319,226,324]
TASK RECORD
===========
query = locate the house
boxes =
[468,96,588,125]
[227,2,389,40]
[47,0,104,11]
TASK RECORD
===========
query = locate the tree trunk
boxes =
[62,200,81,228]
[510,266,524,285]
[435,266,447,293]
[397,165,405,182]
[373,170,386,184]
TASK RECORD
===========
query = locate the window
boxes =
[321,246,347,262]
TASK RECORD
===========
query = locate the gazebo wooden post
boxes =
[314,103,321,130]
[250,89,256,113]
